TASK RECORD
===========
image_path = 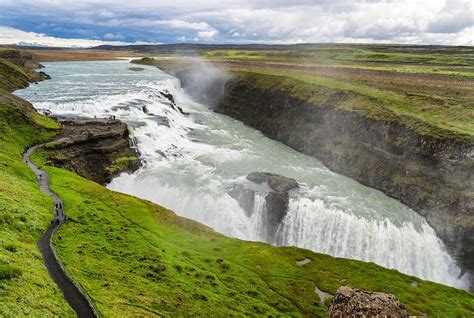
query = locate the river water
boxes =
[16,60,469,289]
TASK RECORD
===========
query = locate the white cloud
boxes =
[0,0,473,45]
[196,30,218,39]
[427,0,473,33]
[103,32,125,40]
[0,26,156,47]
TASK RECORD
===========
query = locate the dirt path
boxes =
[24,145,98,318]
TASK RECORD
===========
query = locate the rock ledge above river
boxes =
[44,117,140,184]
[229,172,299,242]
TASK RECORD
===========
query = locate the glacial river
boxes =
[16,60,469,289]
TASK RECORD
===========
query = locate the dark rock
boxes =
[176,106,190,116]
[129,67,144,72]
[45,117,140,184]
[328,286,408,318]
[0,49,50,91]
[39,71,51,80]
[229,172,298,242]
[248,173,298,241]
[160,91,175,105]
[247,172,298,193]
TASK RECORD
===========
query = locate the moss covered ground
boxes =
[0,80,73,315]
[1,49,473,317]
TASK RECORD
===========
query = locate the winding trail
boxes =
[24,145,98,318]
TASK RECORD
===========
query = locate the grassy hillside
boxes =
[0,54,73,316]
[28,151,474,317]
[137,45,474,143]
[1,49,473,317]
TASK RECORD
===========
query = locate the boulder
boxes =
[328,286,408,318]
[229,172,298,242]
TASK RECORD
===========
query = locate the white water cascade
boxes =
[16,60,470,289]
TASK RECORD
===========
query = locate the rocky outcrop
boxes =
[45,117,140,184]
[0,49,50,87]
[229,172,299,241]
[328,286,408,317]
[214,72,474,279]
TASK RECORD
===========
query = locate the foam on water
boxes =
[16,60,470,289]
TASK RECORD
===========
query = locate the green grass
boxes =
[0,60,31,92]
[202,46,474,68]
[25,148,473,317]
[229,70,473,141]
[0,51,73,316]
[0,102,74,317]
[106,156,140,175]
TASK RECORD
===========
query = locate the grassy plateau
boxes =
[137,44,474,143]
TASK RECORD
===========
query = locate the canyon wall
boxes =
[177,70,473,277]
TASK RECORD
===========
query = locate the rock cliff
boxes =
[229,172,299,242]
[213,72,474,280]
[44,117,140,184]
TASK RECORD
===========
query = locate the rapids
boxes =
[16,60,469,289]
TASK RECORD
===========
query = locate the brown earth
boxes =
[215,60,474,102]
[26,49,143,62]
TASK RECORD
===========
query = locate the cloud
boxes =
[197,30,218,39]
[426,0,473,33]
[0,26,156,47]
[0,0,472,45]
[103,32,125,40]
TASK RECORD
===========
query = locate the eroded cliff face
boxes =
[213,72,474,278]
[0,50,50,91]
[45,117,140,185]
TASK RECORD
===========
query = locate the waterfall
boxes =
[16,60,470,290]
[275,197,467,288]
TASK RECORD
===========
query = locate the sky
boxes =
[0,0,473,47]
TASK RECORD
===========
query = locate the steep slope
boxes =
[0,51,73,316]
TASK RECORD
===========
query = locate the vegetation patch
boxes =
[0,265,22,280]
[106,156,140,176]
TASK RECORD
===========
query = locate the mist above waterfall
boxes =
[175,57,229,108]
